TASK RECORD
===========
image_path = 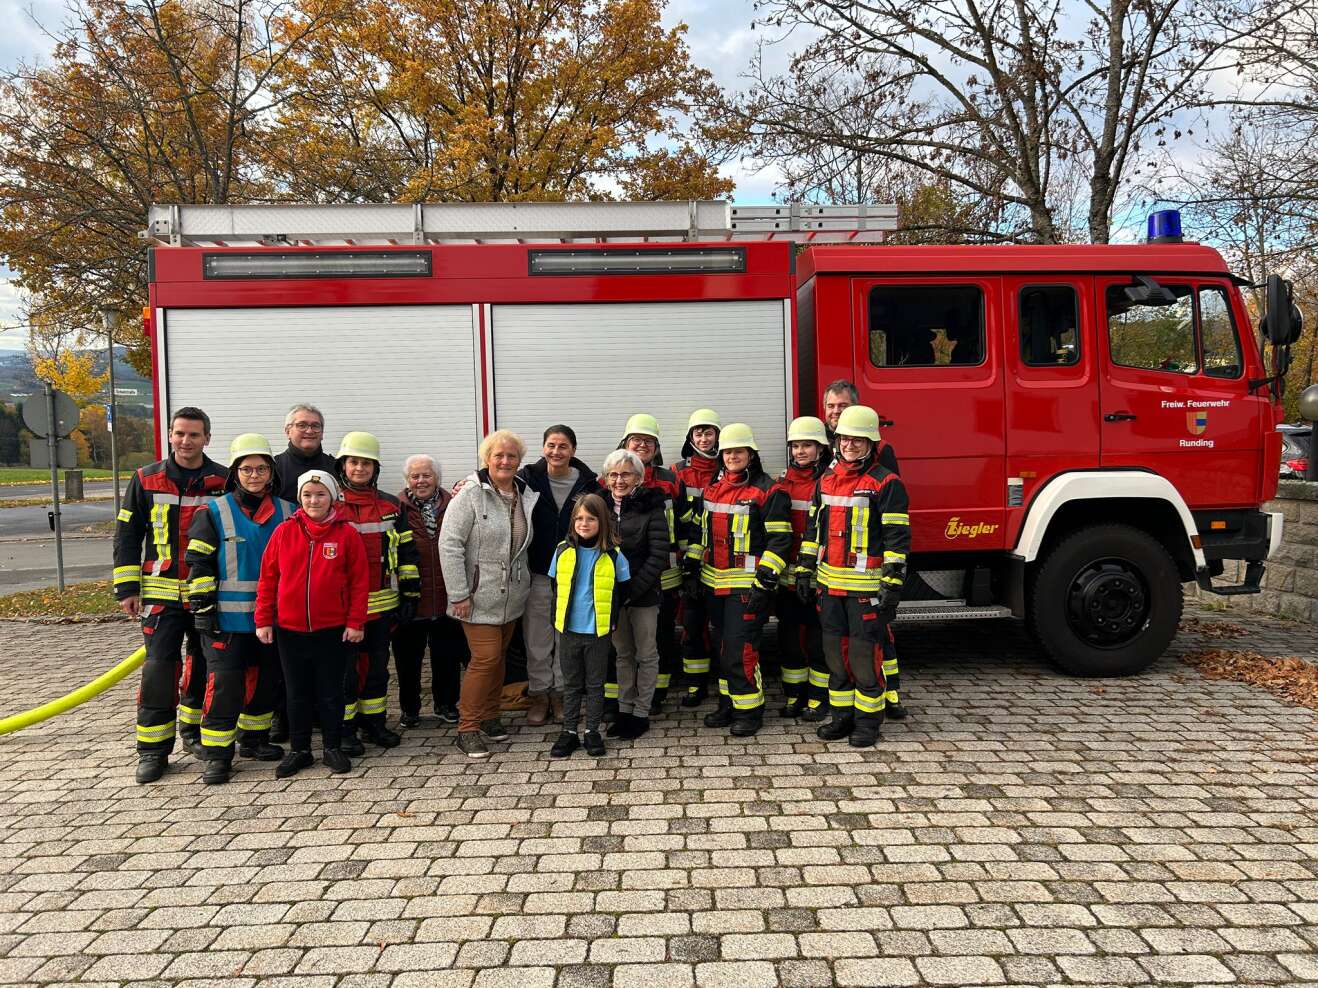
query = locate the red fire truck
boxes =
[142,201,1302,676]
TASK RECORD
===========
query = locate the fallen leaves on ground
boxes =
[1179,618,1247,639]
[1182,648,1318,711]
[0,581,121,620]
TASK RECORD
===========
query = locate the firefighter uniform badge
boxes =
[323,543,338,559]
[1186,411,1208,435]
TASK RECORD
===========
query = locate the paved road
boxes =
[0,479,116,501]
[0,603,1314,986]
[0,499,115,539]
[0,501,116,592]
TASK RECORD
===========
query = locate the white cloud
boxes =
[0,269,28,352]
[0,0,63,72]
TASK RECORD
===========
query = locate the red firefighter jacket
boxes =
[799,453,910,598]
[337,485,421,617]
[771,462,828,587]
[685,467,792,594]
[112,454,228,606]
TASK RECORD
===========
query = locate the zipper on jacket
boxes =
[305,531,315,631]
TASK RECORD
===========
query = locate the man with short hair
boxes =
[114,407,229,783]
[274,403,335,503]
[822,379,859,443]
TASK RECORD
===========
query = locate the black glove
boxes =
[876,593,899,625]
[746,585,772,617]
[192,602,216,634]
[795,570,817,605]
[397,596,418,624]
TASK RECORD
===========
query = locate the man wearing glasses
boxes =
[274,403,336,503]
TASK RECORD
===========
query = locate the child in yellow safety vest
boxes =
[547,493,630,759]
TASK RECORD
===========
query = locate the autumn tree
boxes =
[722,0,1303,244]
[265,0,732,202]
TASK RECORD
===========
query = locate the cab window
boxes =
[1106,284,1198,374]
[868,285,984,367]
[1020,285,1080,366]
[1200,286,1242,379]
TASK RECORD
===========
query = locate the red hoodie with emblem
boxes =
[255,509,369,633]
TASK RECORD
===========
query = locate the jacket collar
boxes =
[164,452,220,488]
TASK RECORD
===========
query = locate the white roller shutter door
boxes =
[491,301,791,475]
[160,306,479,487]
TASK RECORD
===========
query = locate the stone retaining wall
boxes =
[1200,480,1318,623]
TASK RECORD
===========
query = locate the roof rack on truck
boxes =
[141,200,898,247]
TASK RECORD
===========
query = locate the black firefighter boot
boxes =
[135,752,168,785]
[201,755,233,785]
[849,712,883,748]
[359,716,402,749]
[817,713,854,742]
[703,697,734,729]
[340,722,366,757]
[729,707,764,738]
[680,679,707,708]
[239,729,284,761]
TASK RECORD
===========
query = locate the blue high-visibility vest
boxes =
[208,493,294,632]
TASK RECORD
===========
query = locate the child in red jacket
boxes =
[256,470,368,777]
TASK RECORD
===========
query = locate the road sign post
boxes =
[22,385,79,593]
[100,308,122,515]
[45,383,66,591]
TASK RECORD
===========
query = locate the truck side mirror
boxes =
[1260,274,1303,346]
[1123,275,1177,307]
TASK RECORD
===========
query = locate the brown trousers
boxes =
[458,621,516,733]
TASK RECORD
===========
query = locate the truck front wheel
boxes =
[1030,523,1183,677]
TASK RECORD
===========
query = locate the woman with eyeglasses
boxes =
[599,450,669,740]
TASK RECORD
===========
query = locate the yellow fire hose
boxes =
[0,646,146,736]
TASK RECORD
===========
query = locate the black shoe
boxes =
[436,704,459,724]
[681,687,706,708]
[550,732,580,759]
[179,734,204,758]
[800,704,829,723]
[201,758,232,785]
[135,753,168,784]
[583,731,606,757]
[817,714,854,741]
[619,716,650,741]
[606,713,632,738]
[239,742,284,761]
[323,748,352,774]
[730,714,763,737]
[276,750,313,778]
[649,696,663,716]
[340,732,366,757]
[361,721,402,748]
[849,726,881,748]
[399,712,420,729]
[780,696,807,718]
[886,702,909,721]
[269,713,289,744]
[703,705,733,729]
[602,698,619,721]
[480,719,510,742]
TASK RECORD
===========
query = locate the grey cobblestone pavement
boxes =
[0,602,1315,987]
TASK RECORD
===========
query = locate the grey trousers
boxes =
[613,604,660,717]
[559,631,611,733]
[523,573,562,695]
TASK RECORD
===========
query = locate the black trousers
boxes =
[391,616,469,716]
[680,591,715,694]
[135,605,207,753]
[776,588,825,702]
[707,590,768,720]
[278,626,349,751]
[199,631,279,760]
[559,630,611,733]
[818,594,888,731]
[344,616,393,729]
[653,590,680,698]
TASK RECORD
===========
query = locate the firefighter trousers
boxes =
[344,616,393,731]
[198,632,278,761]
[818,594,888,732]
[707,590,767,720]
[136,605,207,754]
[654,590,680,701]
[776,589,825,703]
[680,590,714,696]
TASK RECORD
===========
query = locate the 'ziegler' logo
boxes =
[944,517,999,540]
[1187,411,1208,435]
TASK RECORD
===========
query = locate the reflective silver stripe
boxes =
[820,493,869,508]
[151,492,210,507]
[214,497,242,591]
[685,485,704,498]
[220,581,260,591]
[351,521,394,534]
[704,501,751,515]
[791,499,811,511]
[218,600,257,613]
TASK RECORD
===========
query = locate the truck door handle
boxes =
[878,415,895,428]
[1104,412,1137,423]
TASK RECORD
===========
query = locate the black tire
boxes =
[1030,523,1182,677]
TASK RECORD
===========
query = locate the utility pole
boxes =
[99,308,121,515]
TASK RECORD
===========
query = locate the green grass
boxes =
[0,467,132,486]
[0,580,122,619]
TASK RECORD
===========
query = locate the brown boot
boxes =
[526,693,550,726]
[550,692,564,723]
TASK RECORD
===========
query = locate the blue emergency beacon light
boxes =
[1147,209,1183,244]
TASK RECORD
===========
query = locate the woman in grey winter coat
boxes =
[439,430,539,759]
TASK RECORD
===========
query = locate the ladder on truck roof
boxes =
[142,200,898,247]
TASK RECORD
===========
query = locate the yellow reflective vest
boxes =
[551,543,622,637]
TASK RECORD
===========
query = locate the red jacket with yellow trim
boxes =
[799,453,910,598]
[337,485,421,617]
[112,454,228,605]
[685,466,792,595]
[771,462,827,586]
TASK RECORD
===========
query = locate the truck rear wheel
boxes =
[1030,523,1182,677]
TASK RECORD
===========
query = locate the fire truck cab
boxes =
[143,201,1299,677]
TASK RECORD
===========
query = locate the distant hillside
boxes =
[0,347,152,411]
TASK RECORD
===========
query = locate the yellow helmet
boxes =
[719,422,758,452]
[787,416,829,446]
[687,408,721,431]
[835,405,881,442]
[229,432,273,464]
[336,431,381,462]
[623,413,661,441]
